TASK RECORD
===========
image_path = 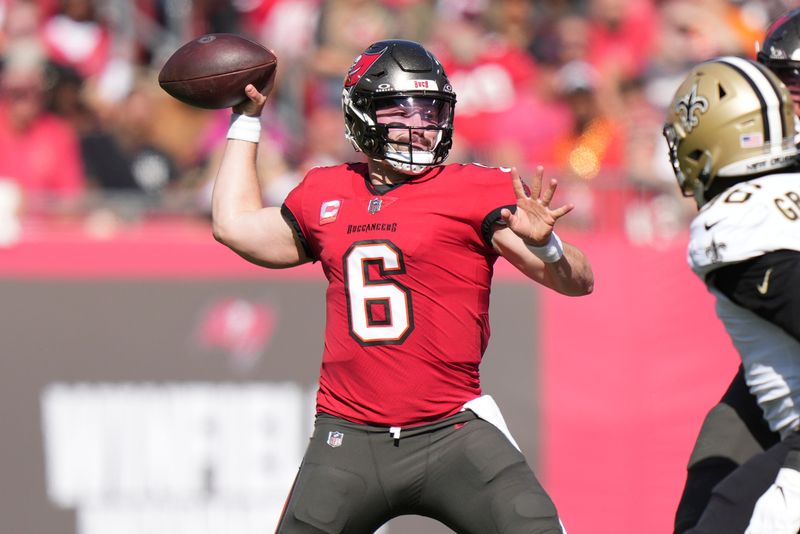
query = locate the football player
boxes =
[212,39,593,533]
[663,56,800,534]
[673,10,800,534]
[758,7,800,111]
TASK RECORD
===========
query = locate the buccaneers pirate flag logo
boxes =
[344,48,387,88]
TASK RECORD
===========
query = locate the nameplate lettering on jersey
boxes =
[347,223,398,234]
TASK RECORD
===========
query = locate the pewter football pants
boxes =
[276,411,562,534]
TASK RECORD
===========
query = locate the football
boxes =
[158,33,277,109]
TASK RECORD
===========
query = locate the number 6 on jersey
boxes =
[344,240,414,345]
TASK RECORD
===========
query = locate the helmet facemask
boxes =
[343,92,454,174]
[663,122,712,205]
[374,95,453,174]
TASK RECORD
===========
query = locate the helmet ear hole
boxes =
[363,135,375,151]
[360,129,383,157]
[687,150,704,161]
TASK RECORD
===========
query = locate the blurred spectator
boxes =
[240,0,321,157]
[81,72,179,201]
[431,0,546,162]
[146,85,216,182]
[298,104,355,173]
[0,0,41,55]
[240,0,321,60]
[538,12,587,66]
[584,0,658,82]
[308,0,396,113]
[40,0,139,110]
[383,0,436,44]
[45,62,84,120]
[190,0,241,36]
[546,60,624,179]
[644,0,745,110]
[619,76,695,244]
[485,0,537,51]
[41,0,112,79]
[619,76,671,191]
[546,60,629,231]
[0,37,84,210]
[0,0,778,241]
[716,0,770,55]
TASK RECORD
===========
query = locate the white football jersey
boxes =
[688,173,800,436]
[688,173,800,279]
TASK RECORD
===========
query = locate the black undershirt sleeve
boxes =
[480,205,516,249]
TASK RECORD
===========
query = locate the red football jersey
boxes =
[282,162,518,426]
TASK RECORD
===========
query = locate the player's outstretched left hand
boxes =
[500,166,574,247]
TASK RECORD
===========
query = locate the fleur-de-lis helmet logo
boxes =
[675,84,709,133]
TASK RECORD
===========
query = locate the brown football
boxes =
[158,33,277,109]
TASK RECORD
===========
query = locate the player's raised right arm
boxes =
[211,84,310,269]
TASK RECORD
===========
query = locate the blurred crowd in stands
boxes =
[0,0,793,244]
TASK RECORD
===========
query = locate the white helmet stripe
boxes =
[717,56,784,155]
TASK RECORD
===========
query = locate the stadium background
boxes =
[0,0,782,532]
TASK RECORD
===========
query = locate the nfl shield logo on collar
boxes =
[327,431,344,448]
[368,197,382,214]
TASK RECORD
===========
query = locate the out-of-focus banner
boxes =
[0,223,539,534]
[42,382,311,534]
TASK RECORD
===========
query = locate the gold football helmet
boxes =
[663,56,799,206]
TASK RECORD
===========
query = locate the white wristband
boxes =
[526,232,564,263]
[227,113,261,143]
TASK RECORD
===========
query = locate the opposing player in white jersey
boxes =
[663,56,800,534]
[673,10,800,534]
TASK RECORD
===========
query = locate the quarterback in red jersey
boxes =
[212,39,593,534]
